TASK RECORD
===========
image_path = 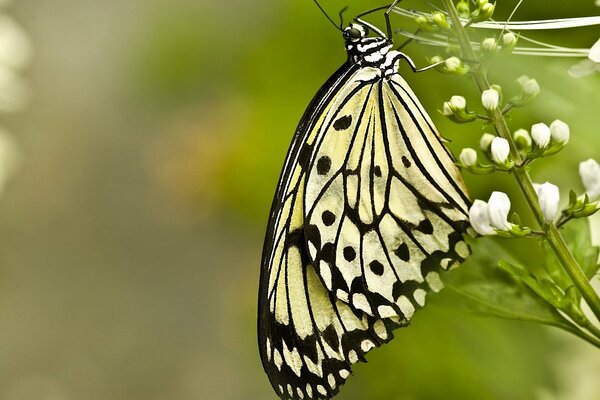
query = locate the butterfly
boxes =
[258,4,471,399]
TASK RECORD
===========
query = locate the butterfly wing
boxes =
[303,69,471,321]
[258,64,405,400]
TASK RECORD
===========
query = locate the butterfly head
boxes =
[343,23,393,67]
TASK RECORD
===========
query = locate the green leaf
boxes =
[497,260,567,310]
[443,237,573,330]
[557,218,599,279]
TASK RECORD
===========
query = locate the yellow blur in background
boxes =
[0,0,599,399]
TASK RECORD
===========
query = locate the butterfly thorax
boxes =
[343,23,401,77]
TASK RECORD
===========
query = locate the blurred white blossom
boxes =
[569,38,600,77]
[459,147,477,167]
[481,88,500,110]
[550,120,570,144]
[479,133,495,151]
[579,159,600,200]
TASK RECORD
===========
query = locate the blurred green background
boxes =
[0,0,598,399]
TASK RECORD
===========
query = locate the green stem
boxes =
[442,0,600,324]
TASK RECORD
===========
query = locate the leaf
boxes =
[497,260,567,310]
[547,218,600,283]
[442,237,574,330]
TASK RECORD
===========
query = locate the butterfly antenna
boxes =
[338,6,349,30]
[313,0,343,31]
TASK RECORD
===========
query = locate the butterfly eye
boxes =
[345,27,363,41]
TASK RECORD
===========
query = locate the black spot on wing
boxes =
[317,156,332,175]
[401,156,411,168]
[343,246,356,262]
[394,243,410,262]
[322,210,336,226]
[333,114,352,131]
[369,260,384,276]
[416,219,434,234]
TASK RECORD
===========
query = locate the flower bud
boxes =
[481,88,500,110]
[431,11,450,30]
[589,37,600,63]
[549,119,570,144]
[456,0,470,18]
[481,37,498,53]
[442,56,469,75]
[479,133,495,151]
[488,191,512,231]
[579,159,600,200]
[490,137,510,164]
[459,148,478,167]
[468,200,495,235]
[502,32,518,50]
[521,78,540,97]
[531,122,551,148]
[534,182,560,222]
[513,129,531,151]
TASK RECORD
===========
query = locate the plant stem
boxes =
[441,0,600,323]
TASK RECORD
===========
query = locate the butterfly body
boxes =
[259,22,470,400]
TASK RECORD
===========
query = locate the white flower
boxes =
[534,182,560,222]
[450,95,466,110]
[445,56,461,71]
[513,129,531,147]
[488,191,512,231]
[550,119,570,144]
[442,101,453,116]
[481,88,500,110]
[503,32,517,47]
[579,159,600,200]
[481,37,497,51]
[490,137,510,163]
[479,133,495,151]
[519,77,540,97]
[589,37,600,63]
[531,122,551,148]
[469,200,496,235]
[459,148,477,167]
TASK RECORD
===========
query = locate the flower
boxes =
[517,76,540,97]
[481,88,500,110]
[469,200,496,235]
[579,159,600,200]
[513,129,531,150]
[488,191,512,231]
[533,182,560,222]
[490,137,510,163]
[441,95,476,122]
[531,122,551,148]
[459,148,477,167]
[502,32,517,47]
[431,11,450,29]
[589,37,600,63]
[481,37,497,52]
[549,119,570,144]
[479,133,495,150]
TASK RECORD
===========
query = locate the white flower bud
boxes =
[549,119,570,144]
[490,137,510,163]
[481,37,497,51]
[459,148,478,167]
[488,191,512,231]
[479,133,495,151]
[442,101,453,116]
[534,182,560,222]
[589,38,600,63]
[450,95,466,110]
[503,32,517,47]
[481,88,500,110]
[468,200,496,235]
[531,122,551,148]
[522,78,540,96]
[513,129,531,147]
[579,159,600,200]
[445,56,461,71]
